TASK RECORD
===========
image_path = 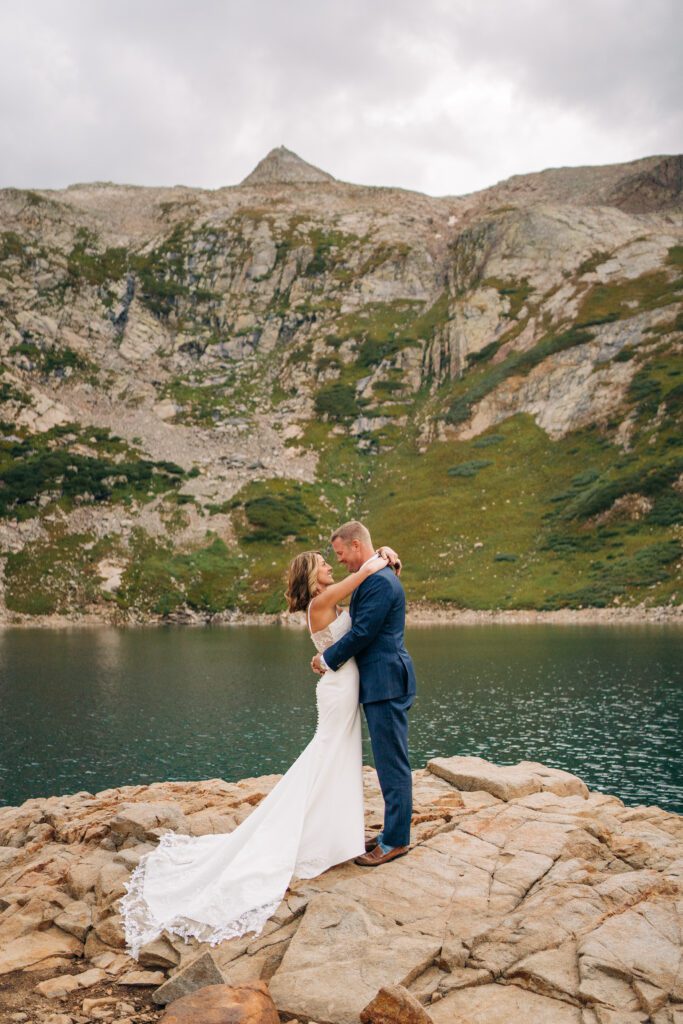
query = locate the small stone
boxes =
[93,912,126,949]
[138,934,180,969]
[35,974,82,999]
[35,967,109,999]
[81,996,118,1013]
[54,900,93,941]
[360,984,433,1024]
[152,950,224,1005]
[90,951,135,975]
[117,969,166,986]
[89,951,118,971]
[74,966,109,988]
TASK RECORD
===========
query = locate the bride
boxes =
[119,545,397,959]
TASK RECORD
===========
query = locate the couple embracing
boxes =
[120,520,417,958]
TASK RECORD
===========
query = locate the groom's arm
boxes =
[322,574,392,672]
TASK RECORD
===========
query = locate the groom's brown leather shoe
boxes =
[365,835,381,852]
[355,844,409,867]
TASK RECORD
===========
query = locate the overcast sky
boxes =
[1,0,680,197]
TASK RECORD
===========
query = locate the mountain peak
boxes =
[240,146,335,186]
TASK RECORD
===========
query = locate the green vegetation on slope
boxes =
[114,533,243,616]
[5,527,114,616]
[2,199,681,618]
[0,423,186,522]
[9,339,94,378]
[360,412,681,610]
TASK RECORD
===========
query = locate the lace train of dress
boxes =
[119,610,364,959]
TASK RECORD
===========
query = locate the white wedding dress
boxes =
[119,608,364,959]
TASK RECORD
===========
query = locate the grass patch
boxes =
[354,414,681,610]
[542,540,681,609]
[0,231,25,261]
[160,371,259,425]
[304,228,359,277]
[315,381,363,422]
[577,251,611,276]
[576,269,683,326]
[232,479,322,544]
[67,228,129,289]
[481,277,532,319]
[447,459,493,477]
[9,339,92,377]
[359,242,411,276]
[115,534,243,616]
[5,529,112,615]
[466,340,501,367]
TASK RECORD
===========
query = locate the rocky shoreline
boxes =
[1,601,681,630]
[1,756,681,1023]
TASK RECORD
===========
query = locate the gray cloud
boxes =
[0,0,680,196]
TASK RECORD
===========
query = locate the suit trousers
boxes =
[363,692,414,847]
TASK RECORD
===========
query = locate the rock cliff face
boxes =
[0,758,681,1024]
[0,150,681,619]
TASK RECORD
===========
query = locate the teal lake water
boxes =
[1,624,681,813]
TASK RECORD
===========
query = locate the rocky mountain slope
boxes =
[0,148,681,620]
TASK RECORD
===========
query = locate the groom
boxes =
[311,520,417,866]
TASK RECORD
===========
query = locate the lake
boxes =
[1,623,681,813]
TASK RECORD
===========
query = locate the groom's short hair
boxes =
[330,520,372,547]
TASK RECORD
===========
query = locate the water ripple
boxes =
[0,623,681,812]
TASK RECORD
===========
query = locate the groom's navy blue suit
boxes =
[322,565,416,848]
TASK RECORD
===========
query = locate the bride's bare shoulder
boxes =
[308,596,336,633]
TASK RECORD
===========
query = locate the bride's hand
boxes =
[366,552,390,575]
[377,545,402,575]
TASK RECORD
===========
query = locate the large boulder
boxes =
[109,802,189,844]
[160,981,279,1023]
[427,756,588,801]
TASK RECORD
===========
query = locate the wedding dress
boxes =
[119,608,365,959]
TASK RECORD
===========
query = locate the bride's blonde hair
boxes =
[285,551,321,612]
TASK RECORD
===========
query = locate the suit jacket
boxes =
[323,566,417,704]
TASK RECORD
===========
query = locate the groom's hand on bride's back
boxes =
[311,654,325,676]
